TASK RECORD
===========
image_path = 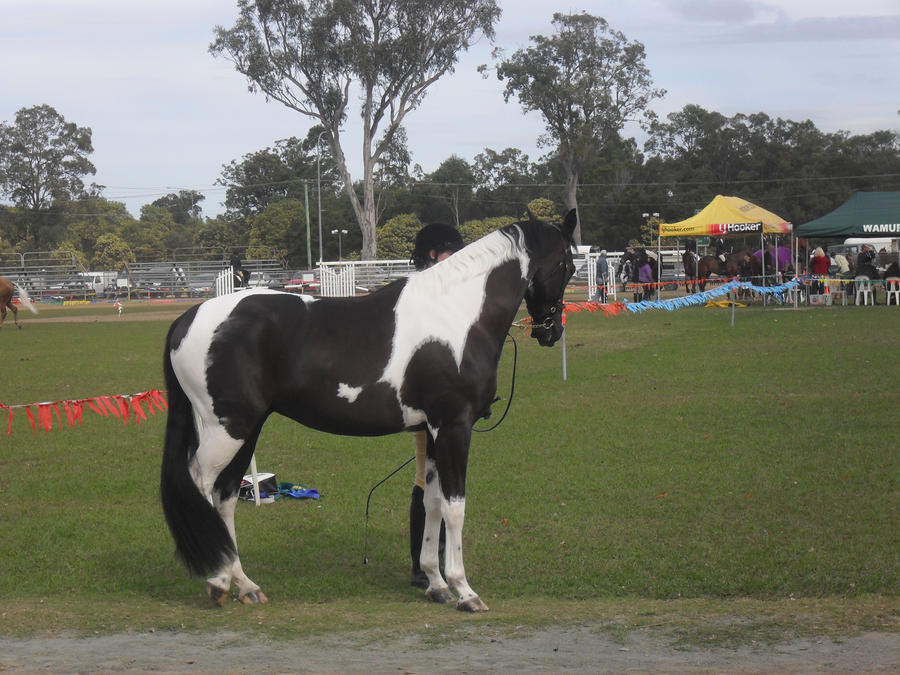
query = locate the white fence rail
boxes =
[319,264,358,297]
[317,260,414,297]
[314,249,686,300]
[215,268,235,296]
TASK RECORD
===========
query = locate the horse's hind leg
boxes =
[217,494,267,605]
[192,423,266,605]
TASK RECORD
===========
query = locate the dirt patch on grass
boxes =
[26,310,185,323]
[1,626,897,673]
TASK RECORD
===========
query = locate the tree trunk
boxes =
[330,129,378,260]
[562,166,582,246]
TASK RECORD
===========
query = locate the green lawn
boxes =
[0,301,896,639]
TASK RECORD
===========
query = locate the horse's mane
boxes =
[407,226,525,296]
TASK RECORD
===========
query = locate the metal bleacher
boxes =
[123,258,283,299]
[0,251,90,300]
[1,250,286,301]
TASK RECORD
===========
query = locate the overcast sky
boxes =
[1,0,898,218]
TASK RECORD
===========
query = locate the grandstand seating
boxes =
[0,251,285,301]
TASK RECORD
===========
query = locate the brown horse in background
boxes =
[0,277,38,329]
[696,249,754,291]
[682,250,699,293]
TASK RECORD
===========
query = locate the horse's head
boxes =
[522,209,577,347]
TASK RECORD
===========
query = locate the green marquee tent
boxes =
[795,191,900,238]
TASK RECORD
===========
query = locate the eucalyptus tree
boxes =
[495,12,664,242]
[211,0,501,259]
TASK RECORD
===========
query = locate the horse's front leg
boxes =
[422,423,488,612]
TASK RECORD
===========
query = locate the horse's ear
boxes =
[525,208,537,222]
[561,209,577,240]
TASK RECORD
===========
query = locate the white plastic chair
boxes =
[885,277,900,306]
[828,278,847,306]
[854,276,874,306]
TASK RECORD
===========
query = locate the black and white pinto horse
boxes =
[160,210,577,612]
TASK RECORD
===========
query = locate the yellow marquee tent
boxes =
[658,195,792,237]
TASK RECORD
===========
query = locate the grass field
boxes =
[0,297,897,643]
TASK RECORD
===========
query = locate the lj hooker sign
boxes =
[660,221,763,237]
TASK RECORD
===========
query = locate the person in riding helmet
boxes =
[715,237,728,263]
[408,222,465,588]
[685,238,699,261]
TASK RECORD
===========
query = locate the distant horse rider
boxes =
[230,252,249,288]
[715,237,728,263]
[685,238,699,261]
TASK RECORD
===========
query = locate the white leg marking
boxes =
[188,420,245,594]
[420,458,447,593]
[218,495,265,602]
[441,497,479,605]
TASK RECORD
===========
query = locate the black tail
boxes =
[160,317,235,577]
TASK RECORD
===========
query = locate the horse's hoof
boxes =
[239,589,268,605]
[457,596,489,613]
[206,582,229,607]
[426,586,455,604]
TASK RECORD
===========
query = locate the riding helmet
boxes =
[411,223,464,270]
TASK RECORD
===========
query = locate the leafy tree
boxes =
[152,190,205,225]
[93,232,135,270]
[459,215,515,243]
[0,205,27,251]
[577,133,650,248]
[0,105,96,210]
[210,0,501,259]
[524,197,559,224]
[415,155,475,227]
[495,12,664,242]
[117,205,184,260]
[376,213,422,259]
[63,198,135,266]
[218,136,316,219]
[643,105,900,228]
[470,147,538,218]
[191,216,248,259]
[0,105,96,248]
[248,198,306,264]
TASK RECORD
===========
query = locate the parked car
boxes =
[246,271,284,289]
[188,273,217,296]
[284,271,319,293]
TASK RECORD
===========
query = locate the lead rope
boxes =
[363,454,415,565]
[473,332,517,433]
[362,332,518,564]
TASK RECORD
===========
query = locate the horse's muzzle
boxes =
[531,315,563,347]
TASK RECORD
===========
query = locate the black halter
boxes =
[526,231,575,330]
